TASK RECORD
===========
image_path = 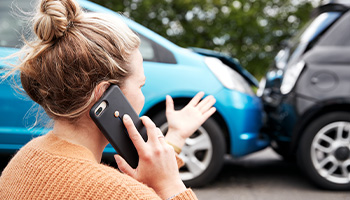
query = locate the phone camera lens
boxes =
[96,107,103,115]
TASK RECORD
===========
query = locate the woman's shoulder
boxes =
[54,161,162,199]
[1,144,160,199]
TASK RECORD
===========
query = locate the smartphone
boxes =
[89,84,148,168]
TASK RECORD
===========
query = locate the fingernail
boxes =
[114,155,120,163]
[123,114,130,121]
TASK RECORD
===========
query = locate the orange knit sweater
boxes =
[0,132,197,199]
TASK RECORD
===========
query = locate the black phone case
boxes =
[89,85,148,168]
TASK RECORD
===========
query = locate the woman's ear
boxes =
[94,81,110,101]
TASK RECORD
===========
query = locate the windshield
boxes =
[285,12,341,68]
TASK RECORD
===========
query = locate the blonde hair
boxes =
[3,0,140,121]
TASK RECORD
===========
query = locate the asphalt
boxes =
[193,148,350,200]
[1,148,350,199]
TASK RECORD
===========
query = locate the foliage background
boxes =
[91,0,321,79]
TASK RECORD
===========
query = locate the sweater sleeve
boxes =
[168,189,198,200]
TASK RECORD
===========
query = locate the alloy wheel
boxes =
[311,121,350,184]
[159,122,213,181]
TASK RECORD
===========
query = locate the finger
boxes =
[188,91,205,107]
[123,114,145,152]
[165,95,175,114]
[202,107,217,121]
[157,129,167,145]
[114,155,135,176]
[198,95,216,113]
[154,127,165,143]
[140,116,161,143]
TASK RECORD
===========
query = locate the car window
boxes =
[289,12,341,53]
[1,0,176,64]
[318,10,350,46]
[286,12,341,67]
[0,0,33,48]
[138,33,176,64]
[139,34,155,61]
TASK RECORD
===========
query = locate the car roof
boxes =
[77,0,208,66]
[311,2,349,18]
[322,0,350,7]
[77,0,180,53]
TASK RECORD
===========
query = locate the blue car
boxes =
[0,0,268,187]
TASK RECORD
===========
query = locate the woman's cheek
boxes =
[136,93,145,115]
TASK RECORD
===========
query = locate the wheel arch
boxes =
[143,97,231,154]
[290,97,350,154]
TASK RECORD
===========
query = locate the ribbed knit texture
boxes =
[0,132,197,200]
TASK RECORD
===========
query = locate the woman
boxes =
[0,0,216,199]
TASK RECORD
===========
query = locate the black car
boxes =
[259,1,350,190]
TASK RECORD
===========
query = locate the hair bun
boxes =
[33,0,82,43]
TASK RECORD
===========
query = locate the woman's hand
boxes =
[114,115,186,199]
[165,92,216,150]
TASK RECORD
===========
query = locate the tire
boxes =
[297,112,350,190]
[152,110,226,187]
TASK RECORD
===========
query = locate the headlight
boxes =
[275,49,289,69]
[280,60,305,95]
[256,77,266,97]
[204,57,254,95]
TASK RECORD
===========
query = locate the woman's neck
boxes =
[52,116,108,163]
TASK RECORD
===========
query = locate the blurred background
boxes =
[92,0,322,79]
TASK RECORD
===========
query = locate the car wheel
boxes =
[152,110,226,187]
[298,112,350,190]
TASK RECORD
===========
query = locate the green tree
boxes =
[92,0,316,79]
